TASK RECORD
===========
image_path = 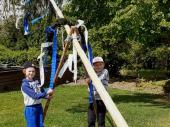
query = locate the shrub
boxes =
[138,69,169,80]
[0,44,40,65]
[119,69,169,80]
[163,80,170,96]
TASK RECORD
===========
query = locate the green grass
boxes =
[0,85,170,127]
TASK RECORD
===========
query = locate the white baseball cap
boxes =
[92,57,104,64]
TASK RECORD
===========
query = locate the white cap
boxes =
[92,57,104,64]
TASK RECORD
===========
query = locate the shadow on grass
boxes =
[66,92,170,114]
[65,102,87,113]
[111,92,170,108]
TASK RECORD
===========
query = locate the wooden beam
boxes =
[49,0,129,126]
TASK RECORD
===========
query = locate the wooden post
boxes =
[43,42,70,121]
[49,0,129,126]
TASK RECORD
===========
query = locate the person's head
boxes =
[92,57,105,73]
[22,62,36,80]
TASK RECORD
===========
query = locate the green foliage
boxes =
[0,44,39,65]
[120,68,169,80]
[152,46,170,60]
[137,80,166,91]
[86,0,170,73]
[163,80,170,95]
[138,69,169,80]
[0,16,18,49]
[0,0,170,75]
[64,0,114,28]
[160,20,170,28]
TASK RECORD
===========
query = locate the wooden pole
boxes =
[53,43,70,85]
[43,42,69,121]
[49,0,129,126]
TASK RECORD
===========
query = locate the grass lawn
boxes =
[0,85,170,127]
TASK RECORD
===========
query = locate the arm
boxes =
[22,82,47,99]
[100,69,109,85]
[83,63,91,86]
[86,77,91,86]
[42,88,54,99]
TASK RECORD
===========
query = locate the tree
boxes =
[0,0,170,72]
[64,0,170,74]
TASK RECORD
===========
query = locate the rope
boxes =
[31,10,49,25]
[23,13,31,35]
[37,42,53,87]
[45,26,58,89]
[86,43,94,103]
[61,27,64,50]
[73,42,78,83]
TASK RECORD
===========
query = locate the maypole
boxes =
[47,0,129,127]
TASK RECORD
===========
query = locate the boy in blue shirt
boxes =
[21,61,53,127]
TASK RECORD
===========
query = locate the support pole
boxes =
[49,0,129,126]
[43,42,70,121]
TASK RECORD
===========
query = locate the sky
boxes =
[0,0,69,21]
[0,0,23,20]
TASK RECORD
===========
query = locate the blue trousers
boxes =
[24,104,44,127]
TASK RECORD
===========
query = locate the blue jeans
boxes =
[24,104,44,127]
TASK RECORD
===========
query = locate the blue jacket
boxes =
[21,79,47,106]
